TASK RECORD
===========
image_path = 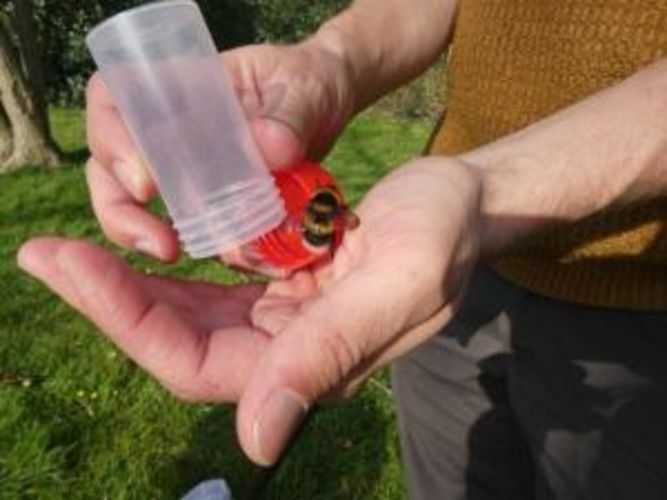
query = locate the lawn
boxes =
[0,108,432,500]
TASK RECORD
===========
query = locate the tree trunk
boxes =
[0,2,61,173]
[0,106,11,163]
[11,0,49,126]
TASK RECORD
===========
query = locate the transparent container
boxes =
[86,0,286,258]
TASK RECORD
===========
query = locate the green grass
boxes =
[0,108,432,499]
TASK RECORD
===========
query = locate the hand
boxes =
[18,157,482,465]
[85,40,355,263]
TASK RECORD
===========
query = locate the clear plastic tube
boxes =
[87,0,285,258]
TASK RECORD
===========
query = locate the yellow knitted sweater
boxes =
[431,0,667,311]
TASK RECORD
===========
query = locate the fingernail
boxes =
[252,389,308,466]
[135,239,160,258]
[111,159,151,200]
[111,161,136,194]
[132,158,153,199]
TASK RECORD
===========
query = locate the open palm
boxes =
[19,157,481,466]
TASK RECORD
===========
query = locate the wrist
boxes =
[308,11,389,114]
[293,26,358,129]
[305,1,455,115]
[462,152,547,257]
[471,162,524,256]
[304,18,363,116]
[462,58,667,259]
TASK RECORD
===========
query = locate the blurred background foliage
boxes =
[18,0,443,117]
[30,0,352,106]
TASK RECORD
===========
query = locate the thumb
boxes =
[250,115,306,171]
[249,81,341,170]
[236,262,432,466]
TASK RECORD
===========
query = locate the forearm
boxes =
[462,58,667,254]
[308,0,458,112]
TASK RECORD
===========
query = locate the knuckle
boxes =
[96,212,134,250]
[85,161,135,249]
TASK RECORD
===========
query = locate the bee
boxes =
[241,161,359,278]
[303,186,347,249]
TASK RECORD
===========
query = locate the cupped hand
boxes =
[86,40,355,263]
[19,157,482,466]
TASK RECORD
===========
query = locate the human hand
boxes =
[85,40,355,263]
[18,157,482,465]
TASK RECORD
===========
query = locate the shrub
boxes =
[248,0,349,42]
[35,0,443,119]
[37,0,350,106]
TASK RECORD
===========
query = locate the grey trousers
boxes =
[392,266,667,500]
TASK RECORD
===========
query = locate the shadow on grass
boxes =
[19,386,92,473]
[62,148,90,165]
[153,394,394,500]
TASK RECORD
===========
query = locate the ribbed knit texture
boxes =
[431,0,667,311]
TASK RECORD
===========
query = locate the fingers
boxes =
[18,238,200,384]
[144,274,266,332]
[86,158,179,261]
[236,256,436,465]
[17,238,261,401]
[16,238,86,310]
[250,271,320,334]
[86,75,174,260]
[86,74,155,201]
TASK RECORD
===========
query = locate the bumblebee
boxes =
[303,187,346,249]
[243,161,359,277]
